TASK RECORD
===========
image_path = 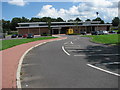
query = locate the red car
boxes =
[22,34,28,38]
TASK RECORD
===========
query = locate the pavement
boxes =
[1,36,66,89]
[20,35,119,88]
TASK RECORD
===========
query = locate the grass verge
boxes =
[82,34,120,45]
[0,37,57,51]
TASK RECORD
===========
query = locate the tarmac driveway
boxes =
[21,35,119,88]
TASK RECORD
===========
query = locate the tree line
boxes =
[2,16,119,34]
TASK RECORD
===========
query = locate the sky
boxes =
[2,0,119,23]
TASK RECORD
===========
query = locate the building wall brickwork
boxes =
[18,26,110,35]
[40,28,49,34]
[95,26,107,31]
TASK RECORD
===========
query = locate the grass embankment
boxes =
[82,34,120,45]
[0,37,57,51]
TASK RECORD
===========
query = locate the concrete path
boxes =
[1,37,66,89]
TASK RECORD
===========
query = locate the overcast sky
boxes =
[2,0,119,23]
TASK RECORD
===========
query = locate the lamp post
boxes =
[96,12,99,31]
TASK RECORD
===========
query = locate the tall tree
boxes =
[56,17,64,22]
[40,17,51,22]
[75,17,82,21]
[112,17,119,26]
[21,17,29,22]
[68,19,74,22]
[100,20,105,24]
[30,17,41,22]
[85,19,91,21]
[92,17,102,21]
[10,17,21,30]
[92,17,105,24]
[47,19,52,35]
[2,19,11,33]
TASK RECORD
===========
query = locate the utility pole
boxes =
[96,12,99,31]
[47,20,52,36]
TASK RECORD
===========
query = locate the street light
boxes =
[96,12,99,31]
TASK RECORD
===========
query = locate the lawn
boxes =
[0,37,57,51]
[82,34,120,45]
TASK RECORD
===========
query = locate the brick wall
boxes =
[95,26,107,31]
[18,28,29,34]
[40,28,49,34]
[18,28,50,35]
[29,28,40,35]
[18,26,109,35]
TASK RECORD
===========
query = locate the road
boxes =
[21,35,119,88]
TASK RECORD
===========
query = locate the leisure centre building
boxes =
[16,21,112,35]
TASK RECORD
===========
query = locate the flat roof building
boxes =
[16,21,112,35]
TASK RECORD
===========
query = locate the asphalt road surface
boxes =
[21,35,119,88]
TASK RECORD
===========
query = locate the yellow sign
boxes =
[67,29,74,34]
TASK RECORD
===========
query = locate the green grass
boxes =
[82,34,120,45]
[0,37,57,51]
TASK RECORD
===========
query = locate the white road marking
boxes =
[87,64,120,77]
[74,54,120,56]
[64,42,69,44]
[65,47,81,49]
[64,45,80,47]
[70,41,73,44]
[68,50,102,52]
[62,46,70,56]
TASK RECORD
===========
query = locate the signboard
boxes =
[67,29,74,34]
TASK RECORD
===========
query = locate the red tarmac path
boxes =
[1,37,66,89]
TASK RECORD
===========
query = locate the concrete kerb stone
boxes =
[16,37,67,89]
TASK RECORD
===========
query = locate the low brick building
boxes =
[16,21,112,35]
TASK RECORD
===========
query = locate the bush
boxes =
[41,33,51,36]
[68,33,81,35]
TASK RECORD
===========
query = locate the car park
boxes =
[27,34,34,38]
[80,31,86,35]
[91,31,99,35]
[23,34,28,38]
[98,31,104,35]
[103,31,108,34]
[11,34,17,38]
[18,34,23,38]
[109,31,116,34]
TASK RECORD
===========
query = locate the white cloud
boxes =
[8,0,28,6]
[36,1,118,22]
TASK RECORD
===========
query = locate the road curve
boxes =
[21,35,119,88]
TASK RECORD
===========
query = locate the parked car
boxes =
[109,31,116,34]
[98,31,104,35]
[18,34,23,37]
[27,34,34,38]
[11,34,17,38]
[91,31,99,35]
[103,31,108,34]
[23,34,28,38]
[80,31,86,35]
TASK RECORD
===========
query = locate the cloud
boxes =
[36,1,118,22]
[8,0,28,6]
